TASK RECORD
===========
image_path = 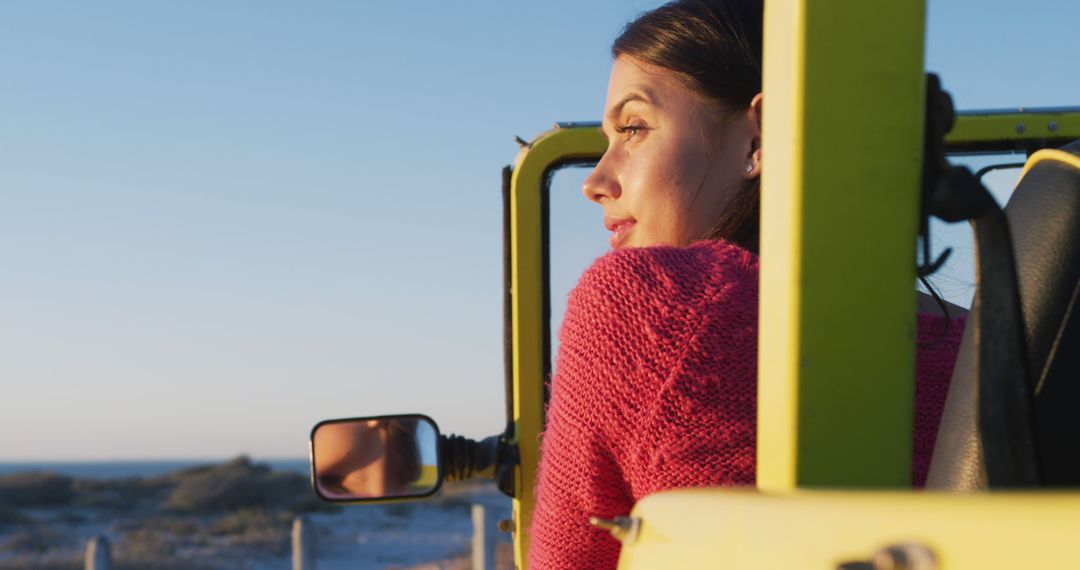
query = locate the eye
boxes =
[614,122,648,141]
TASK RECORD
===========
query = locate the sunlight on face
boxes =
[585,55,760,249]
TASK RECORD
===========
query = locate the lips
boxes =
[604,216,636,248]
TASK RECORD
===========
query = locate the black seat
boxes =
[927,140,1080,490]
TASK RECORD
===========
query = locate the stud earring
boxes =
[746,163,754,173]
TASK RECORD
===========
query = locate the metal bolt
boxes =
[1016,123,1026,134]
[875,543,936,570]
[836,543,937,570]
[497,518,514,533]
[588,516,641,544]
[1049,121,1059,132]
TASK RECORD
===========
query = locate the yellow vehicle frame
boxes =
[504,1,1080,567]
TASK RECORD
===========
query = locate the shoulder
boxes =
[917,292,969,318]
[557,242,760,493]
[569,239,758,318]
[916,312,967,353]
[556,241,758,385]
[914,312,967,394]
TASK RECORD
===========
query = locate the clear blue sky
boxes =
[1,1,1077,460]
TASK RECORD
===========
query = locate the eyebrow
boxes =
[600,91,651,136]
[610,92,650,116]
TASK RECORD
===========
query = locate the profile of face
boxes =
[585,55,763,249]
[313,419,423,499]
[313,420,393,499]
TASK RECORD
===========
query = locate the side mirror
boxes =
[309,414,442,502]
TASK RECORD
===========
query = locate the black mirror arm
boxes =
[439,433,519,492]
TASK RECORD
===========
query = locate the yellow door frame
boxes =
[506,125,607,567]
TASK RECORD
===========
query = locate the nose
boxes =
[582,152,621,203]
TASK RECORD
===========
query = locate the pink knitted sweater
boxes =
[529,240,964,569]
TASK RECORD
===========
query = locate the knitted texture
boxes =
[529,240,964,570]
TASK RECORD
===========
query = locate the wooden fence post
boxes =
[85,535,111,570]
[292,515,316,570]
[472,504,498,570]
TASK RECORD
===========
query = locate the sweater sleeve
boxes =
[527,252,640,570]
[528,243,759,569]
[912,313,967,487]
[527,358,629,569]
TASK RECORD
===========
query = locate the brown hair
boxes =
[613,0,764,253]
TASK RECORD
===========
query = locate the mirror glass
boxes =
[310,415,440,501]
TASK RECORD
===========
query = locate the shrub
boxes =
[0,527,66,555]
[136,516,201,537]
[0,558,80,570]
[117,526,177,560]
[163,465,264,513]
[0,506,30,527]
[207,508,290,553]
[162,456,333,515]
[72,477,170,511]
[0,472,74,508]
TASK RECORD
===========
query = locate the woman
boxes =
[529,1,964,568]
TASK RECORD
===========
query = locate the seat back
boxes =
[927,141,1080,490]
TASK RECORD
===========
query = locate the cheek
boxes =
[622,131,718,245]
[679,162,747,245]
[663,145,715,228]
[629,150,684,213]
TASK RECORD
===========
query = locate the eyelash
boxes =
[614,123,647,139]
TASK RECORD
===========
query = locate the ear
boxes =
[745,92,763,179]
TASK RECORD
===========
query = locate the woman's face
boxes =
[585,55,761,249]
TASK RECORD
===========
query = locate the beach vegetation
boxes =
[0,457,332,569]
[0,472,74,508]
